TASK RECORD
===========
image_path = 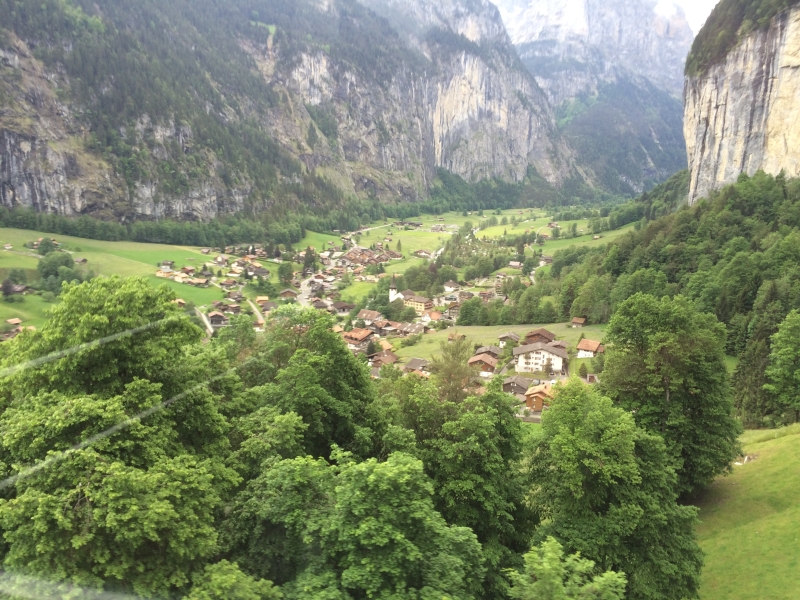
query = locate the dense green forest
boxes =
[0,275,742,599]
[686,0,800,76]
[492,170,800,428]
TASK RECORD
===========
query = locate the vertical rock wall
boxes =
[684,7,800,204]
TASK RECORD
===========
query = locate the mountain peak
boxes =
[494,0,694,97]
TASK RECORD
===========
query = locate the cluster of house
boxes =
[156,254,273,289]
[340,308,431,353]
[30,237,59,250]
[1,318,35,342]
[466,327,605,380]
[201,244,272,258]
[337,246,403,268]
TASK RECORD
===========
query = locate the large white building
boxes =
[513,343,568,374]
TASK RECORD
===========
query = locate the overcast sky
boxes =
[674,0,719,34]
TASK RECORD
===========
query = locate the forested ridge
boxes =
[522,170,800,428]
[685,0,800,76]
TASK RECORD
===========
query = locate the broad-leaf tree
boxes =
[221,452,485,598]
[600,293,741,496]
[507,537,626,600]
[528,379,704,600]
[379,376,536,599]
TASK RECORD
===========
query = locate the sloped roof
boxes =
[526,328,556,341]
[468,354,498,367]
[475,345,501,357]
[343,328,373,342]
[525,382,554,398]
[357,309,383,321]
[504,375,530,388]
[513,343,569,360]
[577,339,604,353]
[404,358,429,372]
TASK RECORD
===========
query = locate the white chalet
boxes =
[512,343,568,374]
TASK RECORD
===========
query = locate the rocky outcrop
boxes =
[494,0,694,103]
[0,39,248,220]
[0,0,571,219]
[684,6,800,204]
[255,0,570,202]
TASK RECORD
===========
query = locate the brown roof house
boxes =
[342,327,374,350]
[525,328,556,345]
[474,345,502,359]
[468,353,498,377]
[498,332,520,348]
[280,289,299,300]
[576,339,605,358]
[403,358,430,373]
[503,375,530,397]
[333,301,355,317]
[208,311,229,328]
[369,350,399,369]
[524,382,555,412]
[572,317,587,328]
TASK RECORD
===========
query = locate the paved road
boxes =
[298,277,313,307]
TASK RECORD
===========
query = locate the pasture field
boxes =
[0,227,235,325]
[298,230,341,253]
[0,294,55,328]
[697,425,800,600]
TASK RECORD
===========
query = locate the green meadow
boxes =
[697,425,800,600]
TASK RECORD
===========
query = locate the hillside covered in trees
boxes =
[0,275,743,599]
[509,170,800,428]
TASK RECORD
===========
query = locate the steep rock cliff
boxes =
[0,0,571,221]
[494,0,694,103]
[684,6,800,204]
[492,0,693,195]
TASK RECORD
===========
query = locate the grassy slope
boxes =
[0,228,229,324]
[697,425,800,600]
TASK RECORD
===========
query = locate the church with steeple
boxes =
[389,274,403,303]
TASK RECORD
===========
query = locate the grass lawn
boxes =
[298,230,341,253]
[145,277,225,307]
[340,281,376,303]
[696,424,800,600]
[392,322,607,364]
[0,294,57,328]
[569,356,595,376]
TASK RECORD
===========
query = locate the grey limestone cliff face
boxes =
[494,0,694,104]
[251,0,571,202]
[684,7,800,204]
[0,0,571,220]
[0,40,248,219]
